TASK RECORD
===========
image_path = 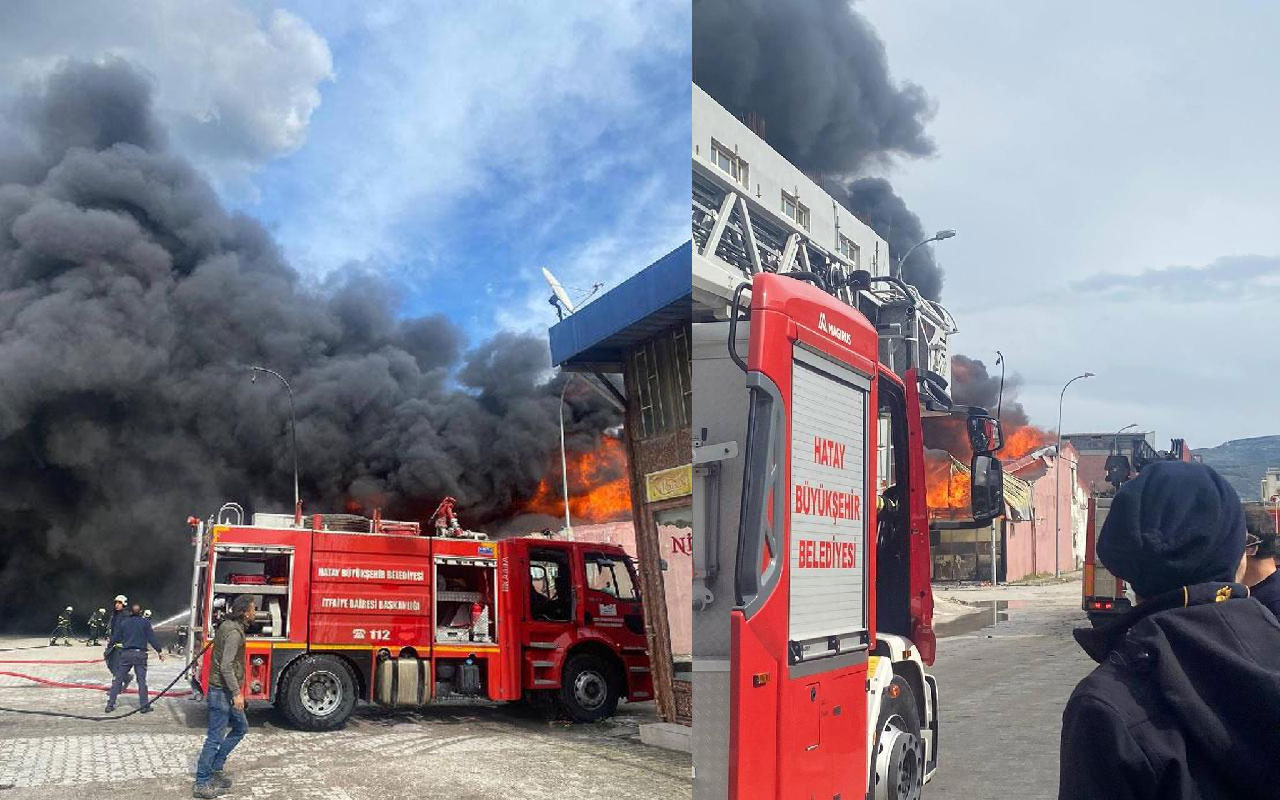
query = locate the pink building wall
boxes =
[1004,443,1085,582]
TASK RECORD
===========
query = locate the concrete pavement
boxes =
[926,578,1095,800]
[0,638,691,799]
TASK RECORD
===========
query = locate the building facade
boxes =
[1262,467,1280,502]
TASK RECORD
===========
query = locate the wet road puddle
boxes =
[936,600,1026,638]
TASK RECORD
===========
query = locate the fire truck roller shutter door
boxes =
[788,347,871,661]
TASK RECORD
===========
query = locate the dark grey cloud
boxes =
[828,177,943,300]
[693,0,934,173]
[1070,254,1280,301]
[0,61,617,629]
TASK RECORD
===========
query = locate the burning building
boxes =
[923,355,1090,582]
[928,441,1088,583]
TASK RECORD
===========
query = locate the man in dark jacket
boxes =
[193,595,253,799]
[1059,461,1280,799]
[1243,504,1280,619]
[104,603,164,713]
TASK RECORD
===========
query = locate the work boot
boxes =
[139,705,153,714]
[191,782,218,799]
[103,703,115,713]
[211,771,232,789]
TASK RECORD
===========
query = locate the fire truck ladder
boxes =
[691,94,959,403]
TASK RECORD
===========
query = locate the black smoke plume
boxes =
[693,0,933,173]
[924,355,1048,459]
[830,178,942,301]
[0,60,618,630]
[693,0,944,300]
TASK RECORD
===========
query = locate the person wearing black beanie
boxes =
[1058,461,1280,800]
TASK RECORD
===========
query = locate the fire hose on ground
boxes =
[0,641,211,721]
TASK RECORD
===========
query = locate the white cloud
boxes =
[0,0,333,191]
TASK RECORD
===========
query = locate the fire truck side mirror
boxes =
[966,413,1003,456]
[970,454,1005,525]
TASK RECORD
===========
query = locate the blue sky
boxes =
[241,2,690,339]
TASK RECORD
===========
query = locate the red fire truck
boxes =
[692,83,1004,799]
[707,274,1003,799]
[184,500,652,729]
[1082,437,1191,625]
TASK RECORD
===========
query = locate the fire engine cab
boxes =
[185,499,652,729]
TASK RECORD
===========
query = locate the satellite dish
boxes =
[542,267,575,319]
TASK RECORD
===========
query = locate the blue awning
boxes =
[548,241,691,372]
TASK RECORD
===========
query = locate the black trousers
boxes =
[107,650,148,708]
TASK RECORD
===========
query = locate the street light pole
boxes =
[1112,423,1138,455]
[994,351,1005,423]
[558,375,577,539]
[895,229,956,279]
[250,366,300,523]
[1055,372,1095,577]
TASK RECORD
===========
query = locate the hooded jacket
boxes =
[1059,582,1280,800]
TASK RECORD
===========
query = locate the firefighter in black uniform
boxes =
[84,608,107,646]
[49,606,74,646]
[1058,462,1280,800]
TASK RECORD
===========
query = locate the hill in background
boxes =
[1194,436,1280,501]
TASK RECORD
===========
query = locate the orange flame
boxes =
[924,423,1053,520]
[1000,425,1054,463]
[926,453,971,519]
[522,436,632,523]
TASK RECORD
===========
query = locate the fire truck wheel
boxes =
[871,676,924,800]
[279,655,357,730]
[558,653,619,722]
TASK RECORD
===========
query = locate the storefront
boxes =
[547,241,693,725]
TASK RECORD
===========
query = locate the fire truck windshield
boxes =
[586,554,638,601]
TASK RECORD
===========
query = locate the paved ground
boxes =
[0,639,691,799]
[927,577,1095,800]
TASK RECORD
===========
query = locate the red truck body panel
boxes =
[195,520,652,711]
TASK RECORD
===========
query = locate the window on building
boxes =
[837,233,860,266]
[782,190,810,230]
[710,139,749,187]
[626,324,692,440]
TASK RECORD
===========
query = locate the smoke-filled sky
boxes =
[0,0,690,341]
[693,0,945,300]
[858,0,1280,448]
[0,2,690,627]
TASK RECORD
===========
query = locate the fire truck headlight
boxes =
[251,681,262,693]
[251,656,265,666]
